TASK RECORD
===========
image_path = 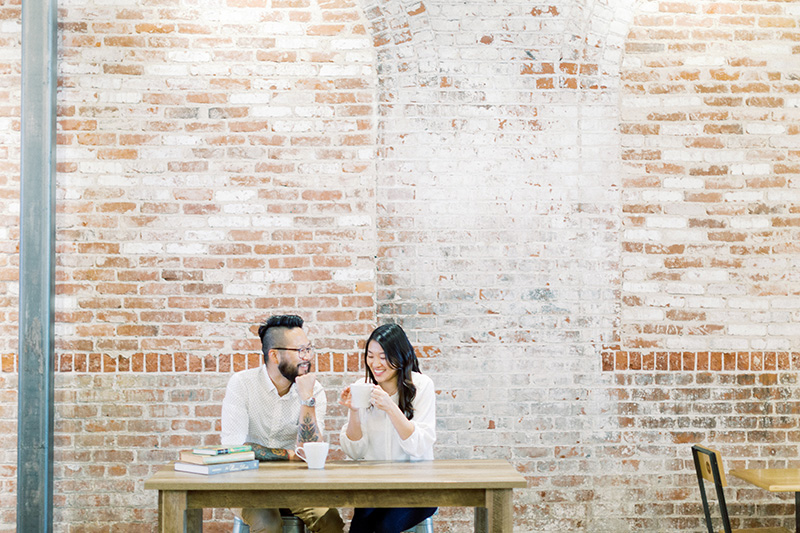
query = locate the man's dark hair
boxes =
[258,314,304,365]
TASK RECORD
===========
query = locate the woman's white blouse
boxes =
[339,371,436,461]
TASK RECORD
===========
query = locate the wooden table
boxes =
[144,459,528,533]
[730,468,800,531]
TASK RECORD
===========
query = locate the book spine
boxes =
[206,459,259,475]
[201,452,255,464]
[193,445,252,456]
[180,451,256,464]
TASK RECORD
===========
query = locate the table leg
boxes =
[186,508,203,533]
[474,507,488,533]
[160,490,188,533]
[486,489,513,532]
[795,491,799,533]
[157,490,163,532]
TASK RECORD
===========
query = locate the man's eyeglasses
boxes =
[274,346,315,358]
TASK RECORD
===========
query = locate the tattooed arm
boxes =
[296,412,323,445]
[294,373,324,448]
[245,442,296,462]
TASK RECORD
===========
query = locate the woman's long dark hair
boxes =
[364,323,421,420]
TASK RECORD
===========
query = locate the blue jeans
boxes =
[349,506,436,533]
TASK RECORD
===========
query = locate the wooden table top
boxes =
[144,459,528,492]
[730,468,800,492]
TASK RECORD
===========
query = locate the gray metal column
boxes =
[18,0,57,528]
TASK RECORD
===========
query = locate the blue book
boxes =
[174,459,259,475]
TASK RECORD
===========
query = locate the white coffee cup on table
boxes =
[295,442,329,469]
[349,382,373,409]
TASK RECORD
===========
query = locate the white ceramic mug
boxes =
[295,442,329,469]
[350,383,373,409]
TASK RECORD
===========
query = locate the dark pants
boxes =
[349,507,436,533]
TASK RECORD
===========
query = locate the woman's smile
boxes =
[366,340,398,390]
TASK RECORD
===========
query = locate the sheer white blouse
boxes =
[339,371,436,461]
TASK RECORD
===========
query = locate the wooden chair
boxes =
[692,444,790,533]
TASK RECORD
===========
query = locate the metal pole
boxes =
[18,0,57,527]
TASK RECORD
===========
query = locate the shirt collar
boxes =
[260,365,297,398]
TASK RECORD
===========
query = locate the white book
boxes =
[174,459,259,475]
[179,450,256,465]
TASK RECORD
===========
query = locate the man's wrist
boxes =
[300,395,316,407]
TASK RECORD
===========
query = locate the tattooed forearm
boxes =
[245,442,289,462]
[296,413,322,444]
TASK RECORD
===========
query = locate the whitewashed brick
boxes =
[730,163,771,176]
[662,177,704,189]
[730,216,770,229]
[723,190,764,202]
[665,283,706,295]
[207,216,250,228]
[185,231,226,241]
[165,243,208,255]
[728,324,768,336]
[251,216,292,227]
[332,269,373,281]
[337,215,372,227]
[215,190,258,202]
[121,243,164,254]
[645,216,686,229]
[745,123,785,135]
[229,92,272,105]
[167,50,212,63]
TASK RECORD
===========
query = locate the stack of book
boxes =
[174,444,259,475]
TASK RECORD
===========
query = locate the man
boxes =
[221,314,344,533]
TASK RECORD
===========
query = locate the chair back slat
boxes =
[692,444,733,533]
[694,444,727,487]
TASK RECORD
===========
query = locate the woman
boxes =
[339,323,437,533]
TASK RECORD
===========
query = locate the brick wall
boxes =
[0,0,21,527]
[1,0,799,531]
[603,1,800,531]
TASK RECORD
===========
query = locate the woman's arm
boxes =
[340,385,364,441]
[397,375,436,458]
[338,384,369,459]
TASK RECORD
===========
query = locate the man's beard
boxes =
[278,359,310,383]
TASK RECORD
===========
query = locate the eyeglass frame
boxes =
[272,345,315,358]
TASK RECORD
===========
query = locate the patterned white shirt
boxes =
[221,365,327,449]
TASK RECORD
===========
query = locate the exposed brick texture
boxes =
[1,0,799,531]
[620,0,800,356]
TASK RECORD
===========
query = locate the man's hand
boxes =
[295,372,316,403]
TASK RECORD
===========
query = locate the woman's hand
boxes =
[370,385,395,413]
[342,385,364,441]
[338,385,355,410]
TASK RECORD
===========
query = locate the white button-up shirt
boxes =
[339,372,435,461]
[221,365,327,449]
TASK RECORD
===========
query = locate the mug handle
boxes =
[295,447,307,462]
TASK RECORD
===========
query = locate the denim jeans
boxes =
[349,506,437,533]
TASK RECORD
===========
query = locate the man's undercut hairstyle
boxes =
[258,314,304,366]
